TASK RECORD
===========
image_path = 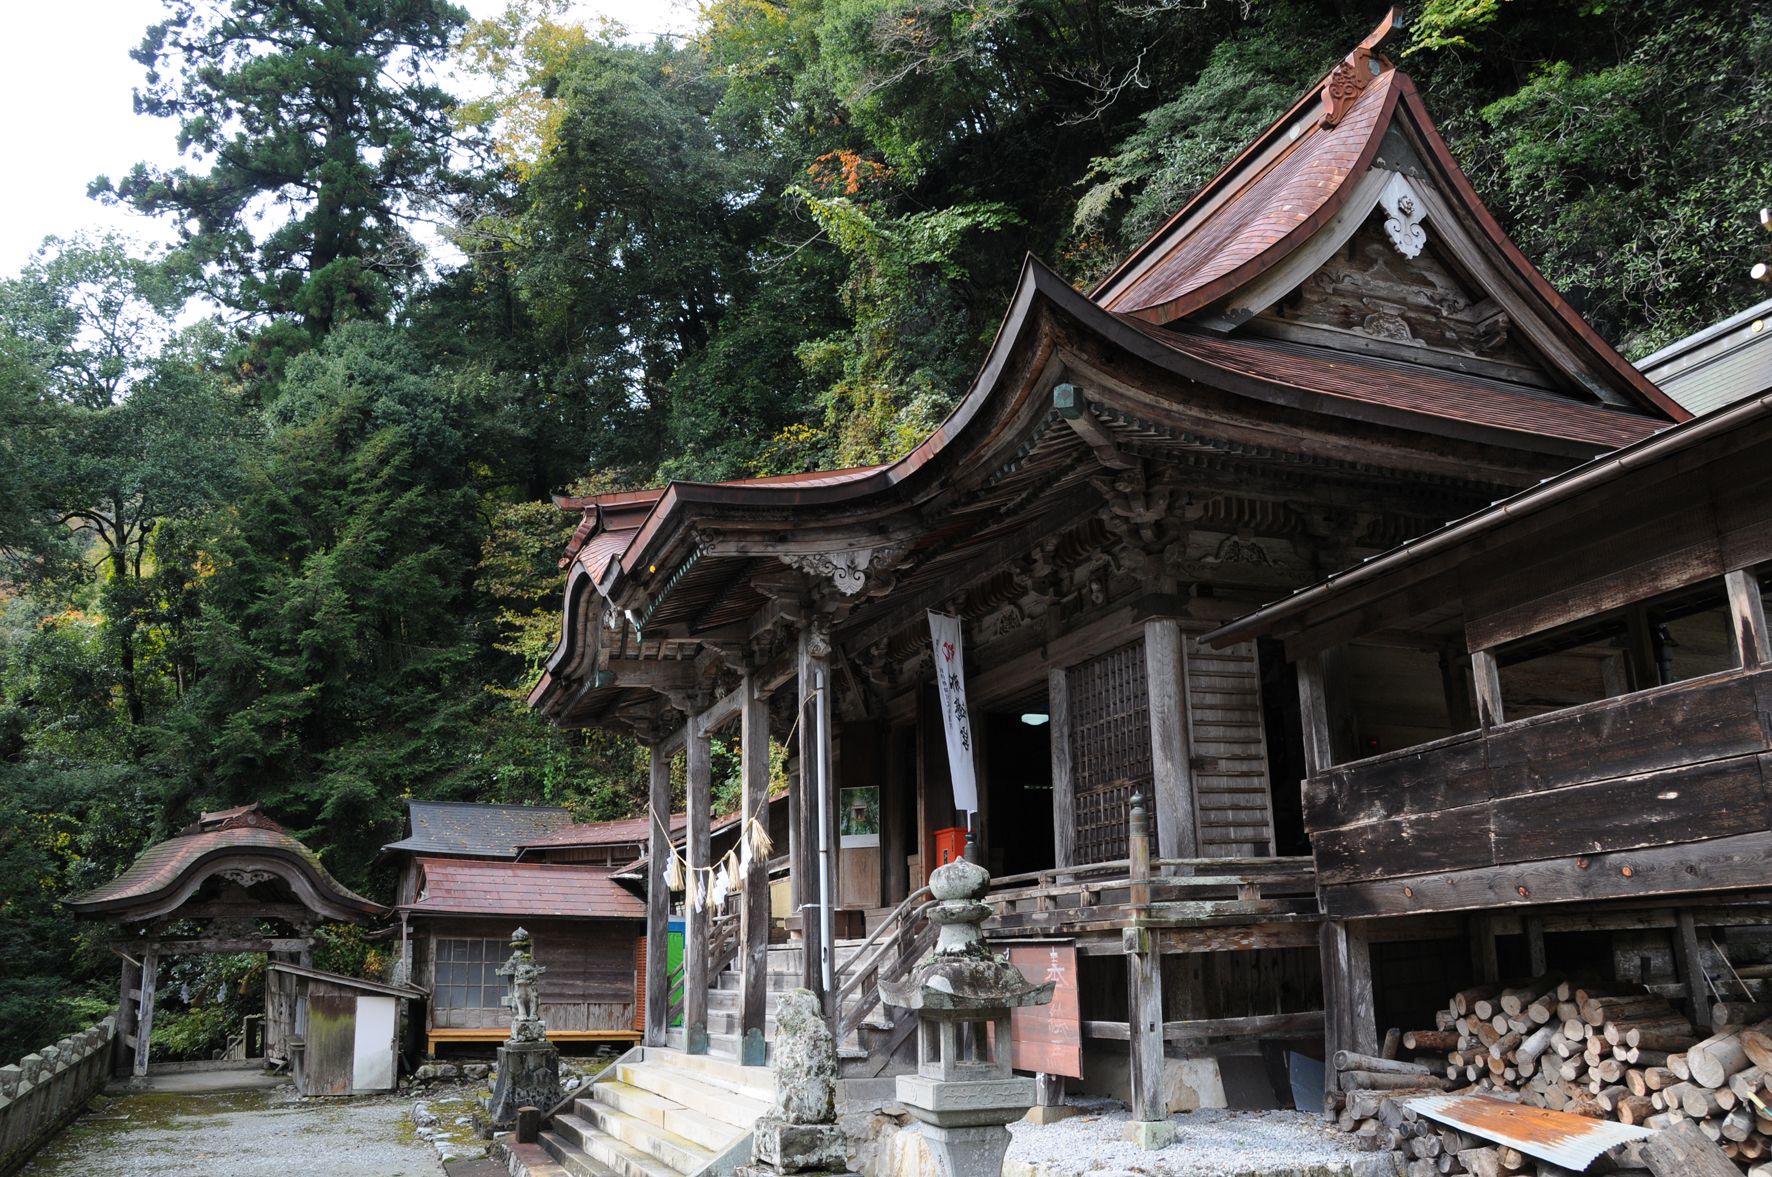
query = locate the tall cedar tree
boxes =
[95,0,467,355]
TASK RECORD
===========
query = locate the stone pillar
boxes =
[686,716,713,1055]
[739,672,772,1066]
[645,740,674,1047]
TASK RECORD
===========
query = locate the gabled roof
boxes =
[267,962,426,999]
[516,813,682,851]
[380,800,574,861]
[66,822,384,923]
[401,858,645,919]
[1636,296,1772,417]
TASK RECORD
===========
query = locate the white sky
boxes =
[0,0,697,280]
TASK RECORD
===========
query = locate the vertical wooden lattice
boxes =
[1185,637,1276,856]
[1069,642,1152,863]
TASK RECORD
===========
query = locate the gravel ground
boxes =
[19,1083,451,1177]
[1005,1096,1382,1177]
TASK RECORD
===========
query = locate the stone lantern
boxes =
[879,855,1053,1177]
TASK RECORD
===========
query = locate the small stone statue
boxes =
[497,927,547,1044]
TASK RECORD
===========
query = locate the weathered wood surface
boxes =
[645,743,672,1047]
[1184,636,1276,857]
[1081,1010,1325,1040]
[1303,665,1772,898]
[1639,1115,1740,1177]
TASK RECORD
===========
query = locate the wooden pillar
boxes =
[133,948,159,1077]
[1726,568,1770,670]
[1144,619,1197,862]
[1296,652,1333,778]
[685,715,713,1054]
[1526,914,1547,977]
[797,626,834,1011]
[115,952,141,1076]
[1675,909,1711,1030]
[1320,920,1374,1094]
[1625,603,1659,691]
[645,741,673,1047]
[1049,667,1075,870]
[738,673,771,1066]
[1124,794,1169,1140]
[1471,649,1504,729]
[1439,646,1472,733]
[1469,914,1499,984]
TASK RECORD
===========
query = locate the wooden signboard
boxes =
[1007,943,1081,1078]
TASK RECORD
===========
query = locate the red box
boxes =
[933,827,969,867]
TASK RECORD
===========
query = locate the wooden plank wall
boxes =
[1184,636,1276,857]
[418,917,640,1033]
[1304,666,1772,911]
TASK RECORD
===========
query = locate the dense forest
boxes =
[0,0,1768,1060]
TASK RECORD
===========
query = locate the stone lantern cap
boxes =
[879,857,1054,1013]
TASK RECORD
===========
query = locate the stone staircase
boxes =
[537,1047,774,1177]
[666,945,894,1067]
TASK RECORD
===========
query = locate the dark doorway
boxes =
[984,708,1054,878]
[1258,638,1311,856]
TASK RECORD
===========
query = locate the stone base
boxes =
[1120,1120,1178,1151]
[488,1041,560,1126]
[894,1075,1034,1128]
[904,1121,1011,1177]
[753,1117,850,1172]
[1021,1105,1079,1125]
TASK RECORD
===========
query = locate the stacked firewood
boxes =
[1332,973,1772,1174]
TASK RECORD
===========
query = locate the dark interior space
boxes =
[984,708,1054,878]
[1371,937,1473,1039]
[1540,930,1617,983]
[1257,638,1311,856]
[1079,953,1129,1023]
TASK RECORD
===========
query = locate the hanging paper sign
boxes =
[927,610,978,814]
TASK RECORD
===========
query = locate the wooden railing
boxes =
[828,886,935,1075]
[984,856,1317,933]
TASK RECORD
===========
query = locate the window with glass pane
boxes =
[434,939,506,1008]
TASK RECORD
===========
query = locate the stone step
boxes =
[618,1058,774,1126]
[589,1079,742,1154]
[548,1116,682,1177]
[568,1102,716,1176]
[540,1130,620,1177]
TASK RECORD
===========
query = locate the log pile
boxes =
[1329,976,1772,1176]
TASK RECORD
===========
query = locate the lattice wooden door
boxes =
[1184,635,1276,857]
[1068,642,1152,863]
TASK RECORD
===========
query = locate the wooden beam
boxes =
[150,938,310,954]
[693,681,746,738]
[1320,830,1772,918]
[1470,649,1503,729]
[684,714,713,1054]
[1297,652,1333,777]
[1083,1011,1327,1041]
[1149,921,1322,953]
[1726,568,1770,671]
[737,673,771,1066]
[134,948,158,1077]
[1144,619,1197,860]
[604,659,703,692]
[1049,668,1075,869]
[1320,920,1375,1093]
[645,742,672,1048]
[1125,802,1165,1126]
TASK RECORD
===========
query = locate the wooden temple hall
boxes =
[528,8,1729,1109]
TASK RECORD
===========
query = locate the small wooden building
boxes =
[1203,376,1772,1071]
[400,856,647,1056]
[272,963,425,1096]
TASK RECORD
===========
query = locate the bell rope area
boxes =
[15,4,1772,1177]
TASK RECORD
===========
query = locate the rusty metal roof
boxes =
[1407,1095,1652,1170]
[404,858,646,919]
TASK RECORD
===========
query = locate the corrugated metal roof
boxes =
[1407,1094,1652,1169]
[1637,296,1772,417]
[381,801,574,860]
[405,858,645,919]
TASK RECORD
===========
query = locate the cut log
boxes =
[1405,1030,1459,1052]
[1383,1028,1402,1060]
[1688,1024,1763,1089]
[1742,1025,1772,1072]
[1596,1084,1629,1110]
[1640,1116,1741,1177]
[1454,985,1501,1017]
[1501,974,1565,1018]
[1683,1086,1725,1118]
[1340,1072,1452,1092]
[1644,1066,1679,1090]
[1726,1107,1758,1142]
[1715,1003,1772,1029]
[1609,1017,1696,1045]
[1669,1053,1691,1081]
[1335,1051,1432,1076]
[1617,1093,1654,1124]
[1631,1029,1701,1050]
[1458,1147,1502,1177]
[1731,1066,1767,1101]
[1583,996,1674,1026]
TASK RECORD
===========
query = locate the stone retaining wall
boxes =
[0,1015,117,1175]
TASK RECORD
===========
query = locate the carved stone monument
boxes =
[487,927,561,1126]
[878,856,1053,1177]
[744,989,850,1175]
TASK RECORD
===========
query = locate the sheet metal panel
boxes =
[1407,1094,1653,1170]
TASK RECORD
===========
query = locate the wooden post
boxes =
[645,741,673,1047]
[738,673,771,1066]
[1675,909,1711,1030]
[1144,619,1197,862]
[1625,603,1659,691]
[1123,794,1171,1146]
[1525,914,1547,977]
[797,626,833,1012]
[1725,568,1770,671]
[133,948,159,1077]
[1469,913,1498,984]
[1471,649,1504,729]
[1296,652,1333,778]
[115,952,141,1076]
[1320,920,1375,1093]
[1439,646,1472,733]
[685,714,713,1054]
[1049,667,1075,870]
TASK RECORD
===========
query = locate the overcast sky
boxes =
[0,0,695,279]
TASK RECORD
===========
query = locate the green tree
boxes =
[95,0,469,349]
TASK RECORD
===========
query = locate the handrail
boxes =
[834,886,933,983]
[832,899,939,1010]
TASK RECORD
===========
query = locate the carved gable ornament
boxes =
[1377,172,1427,259]
[782,544,909,596]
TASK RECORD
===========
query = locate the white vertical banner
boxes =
[927,611,979,815]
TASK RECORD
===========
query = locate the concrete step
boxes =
[589,1079,742,1154]
[549,1115,682,1177]
[617,1059,773,1129]
[540,1130,620,1177]
[567,1102,715,1176]
[640,1046,778,1103]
